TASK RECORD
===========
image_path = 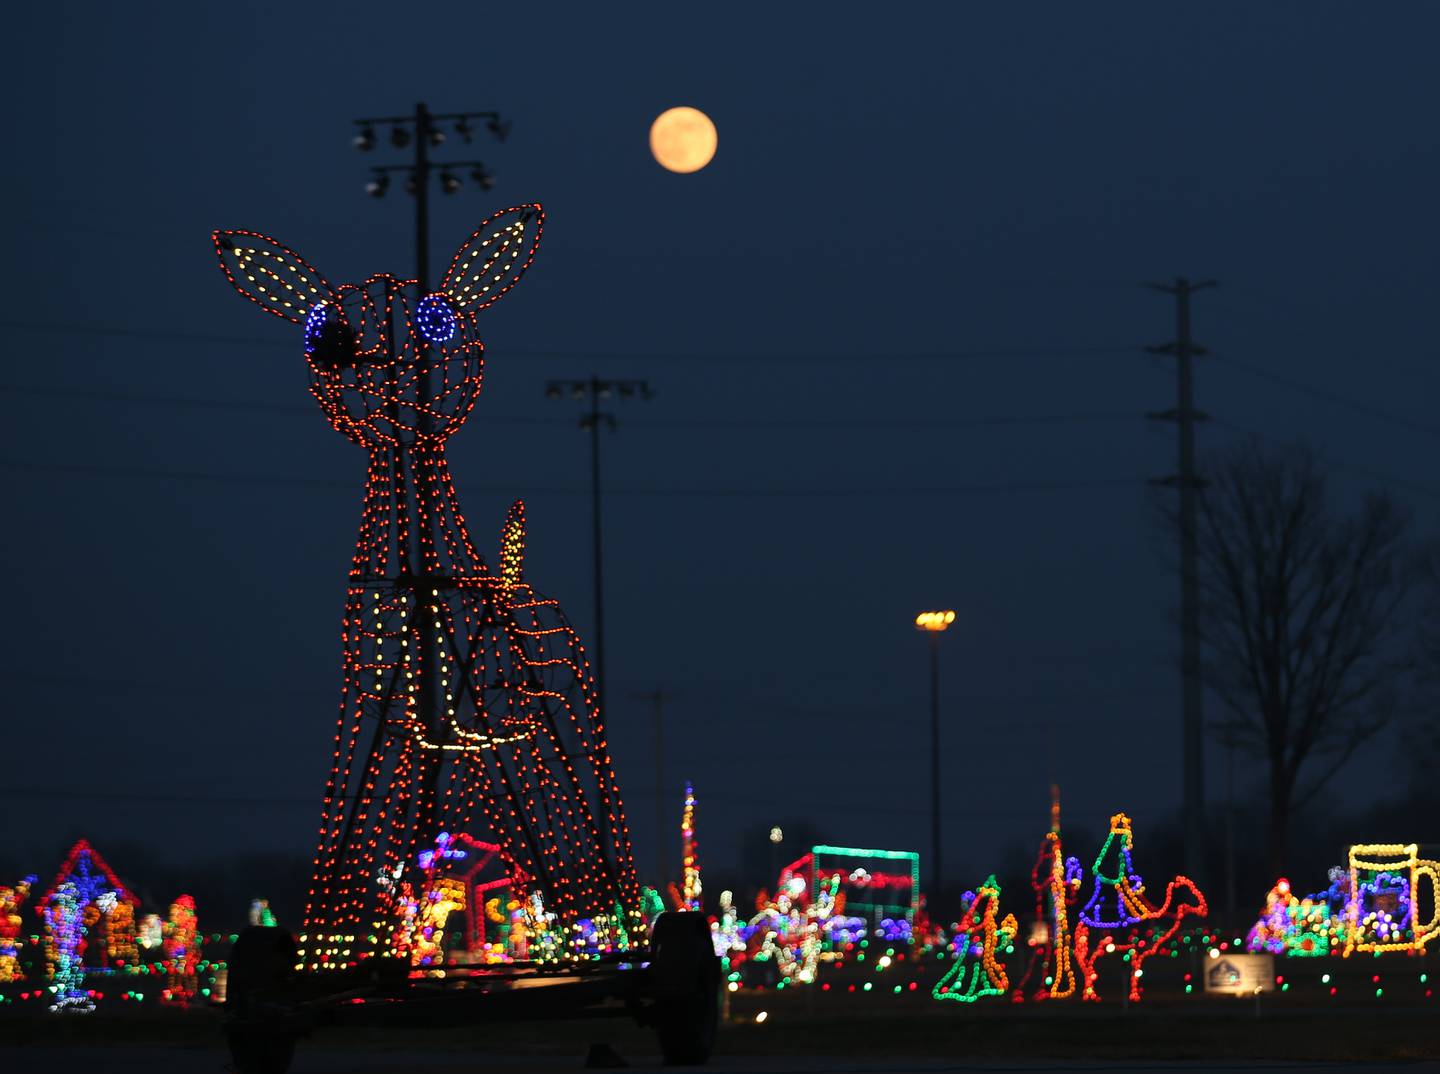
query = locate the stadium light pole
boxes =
[915,609,955,896]
[545,377,653,720]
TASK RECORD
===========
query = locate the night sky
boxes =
[5,4,1438,889]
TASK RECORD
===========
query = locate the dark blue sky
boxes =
[4,3,1438,886]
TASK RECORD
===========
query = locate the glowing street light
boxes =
[768,825,783,885]
[915,609,955,895]
[915,610,955,632]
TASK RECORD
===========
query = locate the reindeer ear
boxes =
[213,230,335,324]
[440,204,544,311]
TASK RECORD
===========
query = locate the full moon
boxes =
[649,106,717,173]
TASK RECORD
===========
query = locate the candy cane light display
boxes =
[213,206,640,970]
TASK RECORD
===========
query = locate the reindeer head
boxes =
[213,204,544,449]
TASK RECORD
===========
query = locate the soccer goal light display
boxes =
[780,845,921,924]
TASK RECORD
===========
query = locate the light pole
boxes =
[347,101,509,846]
[351,102,509,292]
[632,688,668,886]
[769,826,784,889]
[915,609,955,896]
[546,377,653,719]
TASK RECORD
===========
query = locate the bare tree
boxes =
[1186,444,1410,875]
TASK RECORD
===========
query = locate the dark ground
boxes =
[2,992,1438,1073]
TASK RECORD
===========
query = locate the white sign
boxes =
[1204,953,1276,995]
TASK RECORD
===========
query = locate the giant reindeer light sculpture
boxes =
[213,205,640,969]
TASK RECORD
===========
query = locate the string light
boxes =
[248,900,278,929]
[0,877,35,983]
[213,204,642,971]
[1012,787,1081,1001]
[1344,844,1439,956]
[104,898,138,968]
[681,782,702,912]
[162,896,200,1003]
[44,883,92,1012]
[784,846,921,924]
[1074,813,1208,1002]
[932,874,1017,1003]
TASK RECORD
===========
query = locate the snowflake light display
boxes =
[1074,812,1207,1002]
[213,205,640,971]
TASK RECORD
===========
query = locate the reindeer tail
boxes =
[498,500,526,605]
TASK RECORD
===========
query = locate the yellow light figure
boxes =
[105,899,138,968]
[0,878,32,983]
[1343,843,1440,956]
[410,877,468,967]
[1038,792,1080,1000]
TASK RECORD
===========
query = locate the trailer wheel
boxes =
[649,911,721,1065]
[225,926,298,1074]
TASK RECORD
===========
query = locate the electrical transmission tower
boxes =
[1146,277,1216,880]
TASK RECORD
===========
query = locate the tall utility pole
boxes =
[546,377,654,719]
[1146,277,1216,880]
[632,688,669,886]
[914,609,955,895]
[351,101,509,291]
[347,101,509,846]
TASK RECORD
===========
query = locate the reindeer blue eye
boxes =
[416,294,457,344]
[303,302,331,355]
[304,300,357,370]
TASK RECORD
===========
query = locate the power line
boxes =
[1211,352,1440,440]
[0,456,1139,497]
[0,382,1138,432]
[1145,276,1215,880]
[1210,417,1440,501]
[0,782,1075,822]
[0,318,1136,363]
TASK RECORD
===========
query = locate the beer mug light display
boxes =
[1344,843,1440,955]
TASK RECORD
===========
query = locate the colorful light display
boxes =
[1012,789,1082,1002]
[0,877,35,983]
[681,782,702,912]
[103,896,138,968]
[162,896,200,1003]
[444,834,515,961]
[933,875,1017,1003]
[213,206,641,971]
[1344,844,1439,956]
[780,845,920,925]
[44,883,91,1012]
[138,914,163,951]
[1075,813,1208,1002]
[248,899,278,928]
